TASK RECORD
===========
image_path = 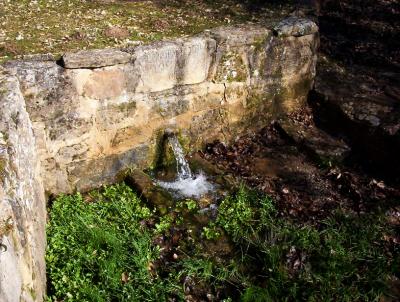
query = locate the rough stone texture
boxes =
[0,68,46,302]
[125,169,173,215]
[3,23,318,197]
[273,17,319,37]
[62,48,132,68]
[310,56,400,176]
[279,119,350,162]
[0,22,318,301]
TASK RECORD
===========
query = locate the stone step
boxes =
[310,56,400,177]
[278,119,351,164]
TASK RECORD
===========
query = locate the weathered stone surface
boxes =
[125,169,173,214]
[132,37,216,93]
[3,61,72,122]
[210,25,270,46]
[181,37,216,84]
[273,17,318,37]
[62,48,132,68]
[0,68,46,302]
[279,120,350,162]
[67,144,151,193]
[83,68,127,99]
[133,42,180,93]
[261,32,318,114]
[3,22,318,197]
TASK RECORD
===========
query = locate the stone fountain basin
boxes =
[0,17,318,302]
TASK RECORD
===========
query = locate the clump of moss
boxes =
[0,217,13,238]
[0,158,7,182]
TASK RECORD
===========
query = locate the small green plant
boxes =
[185,199,198,212]
[202,223,221,240]
[176,199,199,212]
[155,214,174,234]
[217,184,256,241]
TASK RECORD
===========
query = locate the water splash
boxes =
[156,134,214,199]
[157,172,214,199]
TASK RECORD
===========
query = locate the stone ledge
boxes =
[62,48,132,69]
[210,25,271,46]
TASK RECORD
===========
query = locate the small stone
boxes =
[274,17,318,37]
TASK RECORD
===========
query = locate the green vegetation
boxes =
[215,186,397,301]
[202,223,222,240]
[46,183,179,301]
[47,183,397,301]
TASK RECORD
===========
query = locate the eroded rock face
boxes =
[0,20,318,301]
[3,21,318,196]
[0,67,46,302]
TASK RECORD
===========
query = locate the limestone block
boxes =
[181,37,216,84]
[0,69,46,302]
[62,48,132,69]
[214,50,249,83]
[83,68,127,99]
[152,96,190,119]
[133,38,216,93]
[133,42,180,93]
[4,61,68,122]
[210,25,270,47]
[95,99,138,131]
[67,144,150,192]
[47,111,93,141]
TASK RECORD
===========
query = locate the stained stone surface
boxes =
[62,48,132,68]
[0,67,46,302]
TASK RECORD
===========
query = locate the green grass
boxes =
[47,182,397,301]
[214,186,398,301]
[46,183,180,302]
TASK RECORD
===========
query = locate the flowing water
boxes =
[168,135,192,180]
[156,135,214,198]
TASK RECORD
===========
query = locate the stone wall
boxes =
[0,18,317,301]
[0,68,46,302]
[4,20,318,196]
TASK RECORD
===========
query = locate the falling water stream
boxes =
[169,135,192,180]
[156,135,214,198]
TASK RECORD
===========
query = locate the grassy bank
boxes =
[0,0,293,63]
